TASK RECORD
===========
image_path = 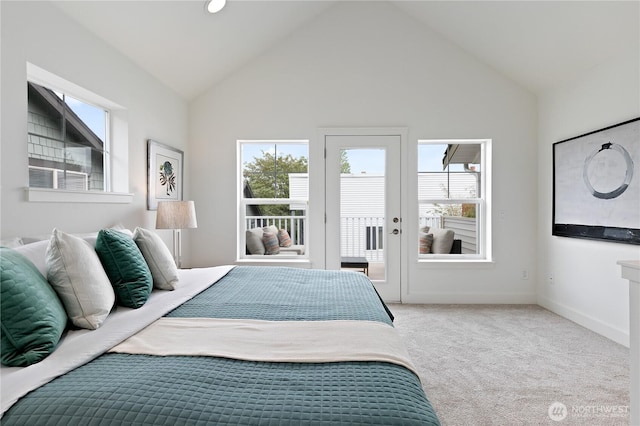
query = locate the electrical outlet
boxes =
[548,273,554,285]
[521,269,529,280]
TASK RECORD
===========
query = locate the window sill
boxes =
[417,258,495,268]
[26,188,134,204]
[235,258,311,268]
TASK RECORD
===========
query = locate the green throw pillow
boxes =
[0,247,67,366]
[95,229,153,309]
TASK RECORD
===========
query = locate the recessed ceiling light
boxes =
[207,0,226,14]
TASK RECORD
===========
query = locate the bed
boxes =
[1,230,440,425]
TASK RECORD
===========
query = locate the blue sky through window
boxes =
[241,142,454,174]
[64,96,107,142]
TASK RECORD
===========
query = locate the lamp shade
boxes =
[156,201,198,230]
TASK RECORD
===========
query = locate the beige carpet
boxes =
[389,304,630,426]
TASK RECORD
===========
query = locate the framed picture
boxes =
[147,140,183,210]
[553,117,640,245]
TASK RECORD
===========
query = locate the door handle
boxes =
[390,229,400,235]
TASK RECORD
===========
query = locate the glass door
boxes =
[325,134,401,302]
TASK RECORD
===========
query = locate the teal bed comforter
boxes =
[2,266,440,425]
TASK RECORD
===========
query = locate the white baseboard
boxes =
[402,292,537,305]
[538,296,629,347]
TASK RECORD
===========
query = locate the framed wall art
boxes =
[553,117,640,245]
[147,139,183,210]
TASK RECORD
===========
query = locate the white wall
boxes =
[537,50,640,346]
[189,2,538,302]
[1,1,188,257]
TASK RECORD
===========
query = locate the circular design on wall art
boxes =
[583,142,634,200]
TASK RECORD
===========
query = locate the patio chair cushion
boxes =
[246,228,266,255]
[278,229,292,247]
[430,228,455,254]
[246,226,304,255]
[419,232,434,254]
[263,225,279,236]
[278,245,305,255]
[262,232,280,255]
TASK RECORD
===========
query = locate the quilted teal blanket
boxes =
[3,266,440,425]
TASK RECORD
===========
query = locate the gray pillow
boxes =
[430,228,455,254]
[46,229,115,330]
[14,239,49,277]
[133,227,178,290]
[246,228,265,255]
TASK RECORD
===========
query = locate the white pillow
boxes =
[46,228,115,330]
[133,227,178,290]
[14,239,49,277]
[110,224,134,238]
[21,234,51,245]
[0,237,23,248]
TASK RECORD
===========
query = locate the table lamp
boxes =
[156,200,198,268]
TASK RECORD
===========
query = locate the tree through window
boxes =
[239,141,309,258]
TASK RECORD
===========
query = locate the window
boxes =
[239,140,309,259]
[418,140,491,259]
[27,80,109,192]
[25,63,131,204]
[365,225,384,251]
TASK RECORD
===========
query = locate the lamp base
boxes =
[172,228,182,268]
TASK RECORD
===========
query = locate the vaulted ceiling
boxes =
[51,0,639,101]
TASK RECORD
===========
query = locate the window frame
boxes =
[237,140,310,261]
[417,139,492,261]
[25,63,132,204]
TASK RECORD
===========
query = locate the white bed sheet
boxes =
[0,265,234,416]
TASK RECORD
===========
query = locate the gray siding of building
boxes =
[27,85,105,191]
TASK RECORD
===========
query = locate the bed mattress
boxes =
[2,266,440,425]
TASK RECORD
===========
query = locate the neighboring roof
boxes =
[442,144,481,170]
[28,82,104,151]
[242,181,263,217]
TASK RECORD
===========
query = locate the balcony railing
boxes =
[419,216,442,230]
[245,215,476,259]
[340,216,385,262]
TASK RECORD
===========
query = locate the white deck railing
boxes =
[419,216,442,230]
[246,215,471,259]
[340,216,385,262]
